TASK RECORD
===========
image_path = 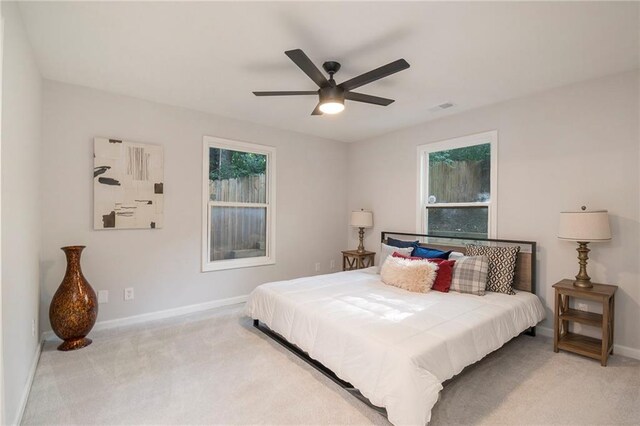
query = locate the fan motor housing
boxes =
[319,85,344,102]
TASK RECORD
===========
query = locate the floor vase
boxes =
[49,245,98,351]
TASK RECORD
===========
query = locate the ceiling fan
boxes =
[253,49,410,115]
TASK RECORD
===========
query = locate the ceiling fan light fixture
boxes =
[319,100,345,114]
[319,85,345,114]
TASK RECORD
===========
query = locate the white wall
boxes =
[40,81,348,331]
[1,2,42,424]
[348,70,640,354]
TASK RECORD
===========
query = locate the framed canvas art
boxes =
[94,137,164,230]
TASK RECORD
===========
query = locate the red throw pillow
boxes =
[392,251,422,261]
[392,252,455,293]
[428,259,456,292]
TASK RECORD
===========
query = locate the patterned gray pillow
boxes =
[450,256,489,296]
[466,245,520,295]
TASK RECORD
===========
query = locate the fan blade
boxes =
[345,91,395,106]
[253,91,317,96]
[311,103,323,115]
[339,59,410,91]
[285,49,329,88]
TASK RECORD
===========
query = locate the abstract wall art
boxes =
[94,137,164,230]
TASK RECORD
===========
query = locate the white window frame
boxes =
[202,136,276,272]
[416,130,498,238]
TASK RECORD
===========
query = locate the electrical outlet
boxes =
[124,287,134,301]
[315,262,321,272]
[577,302,588,311]
[98,290,109,304]
[31,319,36,337]
[329,259,336,270]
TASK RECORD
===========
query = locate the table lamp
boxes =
[351,209,373,253]
[558,207,611,288]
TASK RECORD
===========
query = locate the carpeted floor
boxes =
[23,304,640,425]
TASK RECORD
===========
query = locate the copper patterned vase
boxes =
[49,246,98,351]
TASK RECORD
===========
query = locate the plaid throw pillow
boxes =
[466,245,520,295]
[450,256,489,296]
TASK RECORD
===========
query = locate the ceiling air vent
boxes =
[429,102,455,113]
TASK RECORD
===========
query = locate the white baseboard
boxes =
[536,325,640,361]
[13,339,43,426]
[42,294,248,342]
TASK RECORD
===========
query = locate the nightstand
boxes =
[553,279,617,366]
[342,250,375,271]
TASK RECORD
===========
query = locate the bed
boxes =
[245,232,546,425]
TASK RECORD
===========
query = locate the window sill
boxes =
[202,257,275,272]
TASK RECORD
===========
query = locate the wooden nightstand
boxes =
[342,250,375,271]
[553,279,617,366]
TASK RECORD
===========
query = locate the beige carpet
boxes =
[23,304,640,425]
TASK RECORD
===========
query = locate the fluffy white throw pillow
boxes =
[380,256,438,293]
[378,243,413,272]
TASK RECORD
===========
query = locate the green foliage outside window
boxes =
[428,143,490,166]
[210,148,266,181]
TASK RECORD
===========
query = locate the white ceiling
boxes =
[19,1,639,143]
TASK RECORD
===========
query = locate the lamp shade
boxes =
[351,210,373,228]
[558,210,611,242]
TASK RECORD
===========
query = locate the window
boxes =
[417,131,497,239]
[202,136,275,271]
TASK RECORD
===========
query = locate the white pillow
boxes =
[448,251,465,260]
[380,256,437,293]
[378,243,413,272]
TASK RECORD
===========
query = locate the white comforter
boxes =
[244,267,545,425]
